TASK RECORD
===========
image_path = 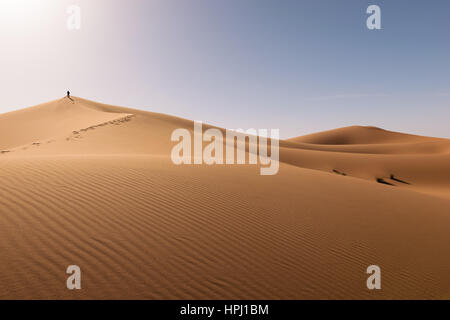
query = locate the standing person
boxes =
[67,90,70,98]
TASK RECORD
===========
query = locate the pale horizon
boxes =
[1,0,449,139]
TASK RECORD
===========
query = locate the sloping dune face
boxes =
[0,98,133,151]
[287,125,442,145]
[283,126,450,198]
[0,97,449,299]
[0,97,197,156]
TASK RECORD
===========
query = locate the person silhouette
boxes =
[67,91,70,98]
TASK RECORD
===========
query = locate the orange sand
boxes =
[0,97,449,299]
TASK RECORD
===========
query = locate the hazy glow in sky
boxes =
[0,0,449,138]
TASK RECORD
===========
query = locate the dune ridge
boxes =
[287,125,444,145]
[0,97,449,299]
[2,97,448,198]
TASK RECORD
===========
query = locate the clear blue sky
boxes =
[0,0,449,138]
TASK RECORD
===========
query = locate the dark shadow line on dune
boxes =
[390,174,410,185]
[332,169,347,176]
[376,178,394,186]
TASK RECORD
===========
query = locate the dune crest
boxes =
[0,97,132,151]
[287,125,443,145]
[0,97,449,299]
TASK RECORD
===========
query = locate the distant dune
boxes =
[287,125,443,145]
[0,97,449,299]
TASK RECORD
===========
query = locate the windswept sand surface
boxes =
[0,97,449,299]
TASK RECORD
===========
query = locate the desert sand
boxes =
[0,96,449,299]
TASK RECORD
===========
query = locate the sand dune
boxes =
[283,127,450,198]
[287,125,442,145]
[0,98,132,151]
[0,97,449,299]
